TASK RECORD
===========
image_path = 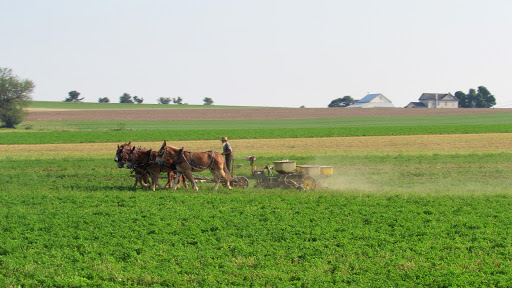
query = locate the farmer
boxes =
[221,137,233,173]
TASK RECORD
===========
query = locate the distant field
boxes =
[25,101,512,121]
[17,113,512,131]
[2,124,512,145]
[1,113,510,144]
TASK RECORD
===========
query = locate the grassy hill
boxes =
[28,101,266,110]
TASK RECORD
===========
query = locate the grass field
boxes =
[2,105,512,286]
[17,113,512,131]
[2,133,512,286]
[3,113,512,145]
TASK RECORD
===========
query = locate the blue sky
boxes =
[2,0,511,107]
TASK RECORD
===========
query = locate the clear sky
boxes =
[2,0,511,108]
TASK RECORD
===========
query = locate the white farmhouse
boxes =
[405,93,459,108]
[347,93,395,108]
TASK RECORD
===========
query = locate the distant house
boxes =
[405,93,458,108]
[347,93,395,108]
[404,102,427,108]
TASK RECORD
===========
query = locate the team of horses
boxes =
[115,141,232,191]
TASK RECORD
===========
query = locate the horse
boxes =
[126,146,187,191]
[115,142,149,189]
[155,140,232,190]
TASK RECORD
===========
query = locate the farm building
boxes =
[405,93,459,108]
[347,93,395,108]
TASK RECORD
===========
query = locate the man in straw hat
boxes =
[221,137,233,173]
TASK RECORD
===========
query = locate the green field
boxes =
[18,112,512,130]
[3,113,512,145]
[2,109,512,286]
[2,149,512,286]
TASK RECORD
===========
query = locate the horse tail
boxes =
[212,151,232,180]
[223,160,233,180]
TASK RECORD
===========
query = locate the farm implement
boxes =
[191,156,333,190]
[246,156,333,190]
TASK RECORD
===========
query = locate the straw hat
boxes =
[221,137,228,141]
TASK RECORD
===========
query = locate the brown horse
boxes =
[155,140,232,190]
[126,146,187,191]
[115,142,149,189]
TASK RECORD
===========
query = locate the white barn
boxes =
[348,93,395,108]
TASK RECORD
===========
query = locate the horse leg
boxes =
[136,170,149,188]
[133,171,140,189]
[172,171,181,190]
[182,174,189,189]
[211,170,221,190]
[154,172,167,191]
[217,170,232,190]
[133,176,138,189]
[184,171,199,191]
[165,172,173,189]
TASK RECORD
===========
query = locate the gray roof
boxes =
[357,93,387,103]
[419,93,458,101]
[348,93,395,108]
[405,102,427,108]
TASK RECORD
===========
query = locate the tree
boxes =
[119,93,134,103]
[455,86,496,108]
[157,97,171,104]
[203,97,214,105]
[0,68,34,128]
[328,96,355,107]
[64,90,84,102]
[133,96,144,104]
[172,97,183,105]
[98,97,110,103]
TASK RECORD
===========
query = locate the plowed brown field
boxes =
[26,107,512,121]
[6,134,512,156]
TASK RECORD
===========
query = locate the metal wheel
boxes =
[301,175,317,190]
[232,176,249,188]
[284,174,301,188]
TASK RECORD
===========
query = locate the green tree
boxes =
[157,97,171,104]
[64,90,84,102]
[455,86,496,108]
[172,97,183,105]
[328,96,355,107]
[133,96,144,104]
[98,97,110,103]
[0,68,34,128]
[119,93,134,103]
[203,97,214,105]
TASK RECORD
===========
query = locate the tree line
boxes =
[65,91,215,106]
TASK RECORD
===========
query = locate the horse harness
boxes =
[178,150,218,171]
[130,150,155,170]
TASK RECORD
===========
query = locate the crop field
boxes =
[3,112,512,145]
[1,104,512,286]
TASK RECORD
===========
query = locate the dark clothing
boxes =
[223,142,233,172]
[225,153,232,173]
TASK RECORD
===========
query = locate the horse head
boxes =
[126,146,138,169]
[115,142,132,168]
[156,142,181,167]
[156,140,169,165]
